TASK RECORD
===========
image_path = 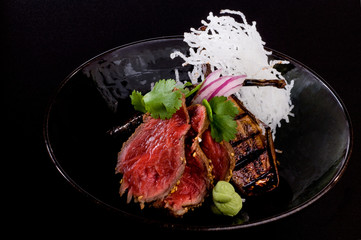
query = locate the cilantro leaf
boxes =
[211,114,238,142]
[130,79,185,120]
[209,96,239,117]
[202,97,239,142]
[130,90,146,113]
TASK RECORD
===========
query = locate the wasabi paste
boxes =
[212,181,243,217]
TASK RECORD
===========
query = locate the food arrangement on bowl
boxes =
[44,9,352,230]
[114,9,295,217]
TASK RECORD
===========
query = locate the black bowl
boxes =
[44,36,352,230]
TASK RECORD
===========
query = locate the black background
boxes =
[3,0,361,238]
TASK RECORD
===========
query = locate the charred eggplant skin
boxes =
[228,95,279,196]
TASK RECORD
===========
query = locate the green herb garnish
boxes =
[130,79,188,120]
[202,96,239,142]
[130,79,239,142]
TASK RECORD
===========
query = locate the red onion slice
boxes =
[197,69,222,95]
[192,70,247,104]
[193,76,231,104]
[207,75,246,101]
[218,83,243,97]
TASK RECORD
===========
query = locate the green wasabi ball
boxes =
[212,181,243,217]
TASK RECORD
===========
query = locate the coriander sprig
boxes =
[202,97,239,142]
[130,79,188,120]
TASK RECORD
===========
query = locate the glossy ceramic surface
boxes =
[44,36,352,230]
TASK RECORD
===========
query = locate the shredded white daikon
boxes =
[171,9,294,138]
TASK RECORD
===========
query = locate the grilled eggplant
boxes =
[228,95,279,196]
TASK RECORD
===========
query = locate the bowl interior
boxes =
[44,37,351,230]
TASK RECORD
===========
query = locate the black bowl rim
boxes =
[43,35,353,231]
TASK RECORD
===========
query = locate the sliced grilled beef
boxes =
[200,129,235,182]
[160,104,212,216]
[115,96,190,207]
[228,95,279,196]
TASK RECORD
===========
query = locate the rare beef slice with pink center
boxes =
[115,97,190,207]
